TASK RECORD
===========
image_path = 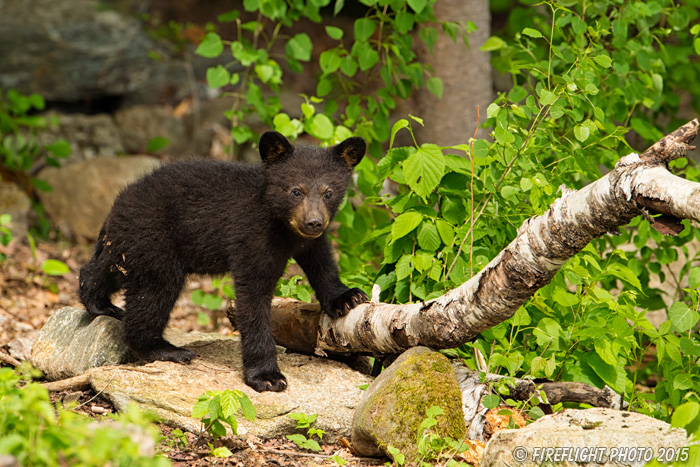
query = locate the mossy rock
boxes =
[351,347,466,460]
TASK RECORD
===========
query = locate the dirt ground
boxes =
[0,239,390,466]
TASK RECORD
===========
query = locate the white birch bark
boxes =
[316,119,700,354]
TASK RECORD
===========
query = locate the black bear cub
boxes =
[79,131,368,392]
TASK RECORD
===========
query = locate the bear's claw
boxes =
[328,288,369,319]
[245,370,288,393]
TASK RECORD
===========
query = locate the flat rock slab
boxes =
[33,307,371,439]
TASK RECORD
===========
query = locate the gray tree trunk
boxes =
[415,0,494,144]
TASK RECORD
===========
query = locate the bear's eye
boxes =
[291,188,302,198]
[324,190,333,200]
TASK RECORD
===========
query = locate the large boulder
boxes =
[32,307,372,440]
[37,156,161,241]
[0,0,189,105]
[351,347,466,460]
[481,408,689,467]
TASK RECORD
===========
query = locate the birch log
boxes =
[229,119,700,357]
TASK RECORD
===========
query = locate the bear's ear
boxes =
[332,137,366,168]
[259,131,293,165]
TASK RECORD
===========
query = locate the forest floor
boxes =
[0,239,389,467]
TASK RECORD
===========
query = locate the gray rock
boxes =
[37,113,125,164]
[0,182,31,238]
[33,307,372,440]
[37,156,161,240]
[351,347,466,460]
[31,307,135,380]
[481,408,688,467]
[114,105,190,156]
[0,0,189,104]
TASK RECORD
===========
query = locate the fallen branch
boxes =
[0,350,21,367]
[452,363,627,440]
[41,373,91,392]
[229,120,699,357]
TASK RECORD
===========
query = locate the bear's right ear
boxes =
[259,131,293,165]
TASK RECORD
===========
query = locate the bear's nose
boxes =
[307,219,323,233]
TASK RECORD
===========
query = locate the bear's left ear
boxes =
[332,137,366,168]
[259,131,293,165]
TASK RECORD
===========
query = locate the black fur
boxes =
[79,132,368,392]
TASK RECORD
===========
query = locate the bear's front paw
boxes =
[245,370,288,393]
[326,288,368,319]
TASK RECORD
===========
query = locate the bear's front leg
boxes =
[294,237,368,319]
[232,281,287,392]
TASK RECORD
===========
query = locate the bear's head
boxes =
[259,131,365,239]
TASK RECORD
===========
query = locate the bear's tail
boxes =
[78,226,124,319]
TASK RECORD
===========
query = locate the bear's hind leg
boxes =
[79,257,125,320]
[122,273,196,363]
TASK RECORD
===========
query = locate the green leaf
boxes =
[319,49,342,74]
[220,391,240,418]
[206,65,231,89]
[211,446,233,457]
[45,139,71,158]
[286,33,312,61]
[255,64,274,83]
[238,394,256,421]
[407,0,426,13]
[539,89,557,106]
[688,267,700,289]
[146,136,169,152]
[403,144,445,199]
[390,120,409,148]
[354,18,376,42]
[522,27,543,38]
[574,125,590,143]
[482,394,500,409]
[592,54,612,68]
[426,77,443,99]
[671,402,700,428]
[340,55,358,77]
[192,398,210,418]
[357,47,379,71]
[195,32,223,58]
[418,27,438,54]
[392,211,424,239]
[41,259,69,276]
[417,222,441,251]
[325,26,343,40]
[594,339,618,366]
[480,36,507,51]
[669,302,699,333]
[308,114,334,140]
[395,255,413,280]
[395,10,415,34]
[604,263,642,290]
[217,10,240,22]
[673,373,694,391]
[533,318,562,347]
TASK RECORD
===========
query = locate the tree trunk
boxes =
[228,120,700,357]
